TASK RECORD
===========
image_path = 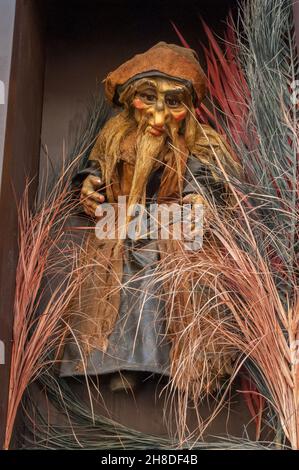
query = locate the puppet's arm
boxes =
[182,126,243,230]
[187,126,241,197]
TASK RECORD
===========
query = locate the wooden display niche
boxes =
[0,0,261,449]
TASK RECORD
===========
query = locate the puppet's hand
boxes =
[182,193,212,232]
[80,175,105,218]
[182,193,206,206]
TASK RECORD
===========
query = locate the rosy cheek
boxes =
[173,110,187,122]
[133,98,146,110]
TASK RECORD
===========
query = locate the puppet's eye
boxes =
[139,92,156,103]
[165,96,181,107]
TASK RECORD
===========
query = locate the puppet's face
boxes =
[115,77,193,217]
[132,78,189,138]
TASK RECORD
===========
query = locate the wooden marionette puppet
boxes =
[60,42,242,393]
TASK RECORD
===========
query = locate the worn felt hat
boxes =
[104,42,207,106]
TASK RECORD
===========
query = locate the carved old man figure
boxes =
[60,42,241,393]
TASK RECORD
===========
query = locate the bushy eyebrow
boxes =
[135,80,157,91]
[135,80,187,100]
[164,88,185,96]
[144,80,157,88]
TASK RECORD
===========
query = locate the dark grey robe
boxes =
[60,155,225,377]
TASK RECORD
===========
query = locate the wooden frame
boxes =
[0,0,45,448]
[0,0,298,449]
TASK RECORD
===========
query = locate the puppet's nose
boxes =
[153,111,165,127]
[153,103,169,128]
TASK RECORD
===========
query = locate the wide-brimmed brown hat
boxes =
[104,42,206,106]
